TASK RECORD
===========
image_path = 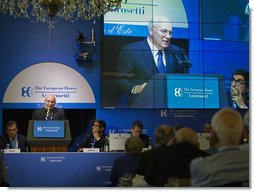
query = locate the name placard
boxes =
[109,133,131,151]
[83,148,100,152]
[4,149,21,153]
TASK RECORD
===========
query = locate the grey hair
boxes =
[211,108,243,145]
[125,136,143,155]
[148,16,171,30]
[155,124,174,146]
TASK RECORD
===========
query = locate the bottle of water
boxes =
[5,143,10,149]
[104,136,109,152]
[148,137,152,150]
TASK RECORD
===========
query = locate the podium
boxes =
[27,120,72,152]
[130,74,228,108]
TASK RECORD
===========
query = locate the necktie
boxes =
[157,51,166,73]
[11,139,16,148]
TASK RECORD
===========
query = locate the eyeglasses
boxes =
[153,27,173,37]
[231,78,246,85]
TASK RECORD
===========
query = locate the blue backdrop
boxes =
[0,0,249,146]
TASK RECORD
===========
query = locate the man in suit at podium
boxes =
[32,93,65,120]
[116,16,190,106]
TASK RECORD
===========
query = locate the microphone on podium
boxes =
[173,49,192,73]
[45,109,53,120]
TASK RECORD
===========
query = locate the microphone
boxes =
[179,49,192,69]
[45,109,53,120]
[172,51,181,64]
[172,49,192,73]
[232,101,237,108]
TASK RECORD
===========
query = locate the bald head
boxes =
[155,124,175,147]
[175,127,198,146]
[211,108,243,146]
[44,94,56,111]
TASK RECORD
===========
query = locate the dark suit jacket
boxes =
[110,154,141,186]
[144,142,209,186]
[1,134,28,152]
[80,133,106,149]
[32,107,65,120]
[117,39,185,104]
[136,145,166,175]
[140,133,150,148]
[0,151,9,187]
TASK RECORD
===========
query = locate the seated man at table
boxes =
[130,120,150,148]
[0,120,28,152]
[77,119,107,151]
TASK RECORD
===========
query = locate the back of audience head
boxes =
[243,110,249,131]
[203,121,212,133]
[175,127,198,147]
[131,120,143,137]
[211,108,243,146]
[173,123,184,132]
[125,136,143,155]
[242,110,249,143]
[155,124,175,147]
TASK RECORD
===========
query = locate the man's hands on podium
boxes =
[131,82,147,94]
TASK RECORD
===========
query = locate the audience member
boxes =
[135,124,175,176]
[130,120,149,148]
[203,121,212,133]
[78,119,107,151]
[230,69,249,109]
[201,120,218,154]
[0,151,9,187]
[173,122,184,132]
[133,124,175,187]
[190,108,249,187]
[0,120,28,152]
[110,136,143,186]
[204,131,219,155]
[32,93,65,120]
[239,110,249,150]
[145,127,208,186]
